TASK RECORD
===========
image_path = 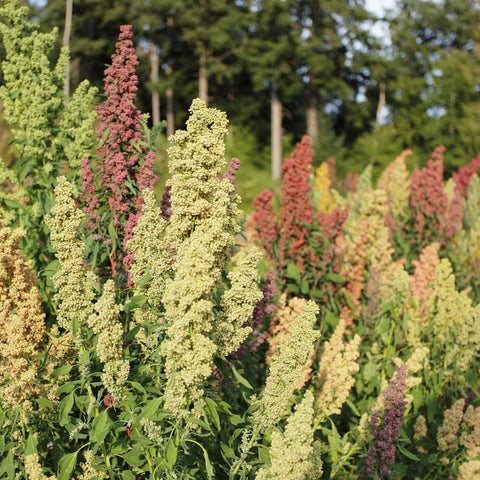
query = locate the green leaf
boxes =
[128,380,146,395]
[165,439,178,470]
[229,414,243,426]
[286,263,302,283]
[136,271,153,286]
[138,397,163,421]
[43,259,61,278]
[90,409,111,444]
[230,364,253,390]
[257,445,270,463]
[101,127,110,143]
[36,397,53,409]
[398,445,420,461]
[324,310,339,328]
[203,448,214,479]
[51,364,73,377]
[24,435,38,456]
[346,399,360,417]
[189,417,211,430]
[311,289,325,299]
[59,392,75,426]
[301,280,309,295]
[0,451,14,480]
[125,295,148,312]
[220,443,234,459]
[4,199,22,210]
[121,472,136,480]
[57,452,77,480]
[324,273,345,283]
[56,382,77,395]
[363,363,377,382]
[124,325,142,343]
[204,397,221,431]
[287,283,299,293]
[426,392,438,423]
[122,448,143,467]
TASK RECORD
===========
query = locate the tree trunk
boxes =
[165,65,175,136]
[306,92,319,145]
[271,83,282,181]
[166,87,175,137]
[375,80,386,130]
[63,0,73,97]
[150,44,160,126]
[199,53,208,104]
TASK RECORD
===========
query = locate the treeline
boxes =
[8,0,480,176]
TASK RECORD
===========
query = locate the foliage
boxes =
[0,0,98,295]
[1,3,480,479]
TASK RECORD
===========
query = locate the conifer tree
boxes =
[243,0,302,180]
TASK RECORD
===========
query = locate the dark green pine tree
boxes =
[35,0,133,92]
[427,0,480,170]
[386,0,447,151]
[176,0,250,106]
[242,0,303,180]
[374,0,480,171]
[293,0,374,158]
[133,0,186,134]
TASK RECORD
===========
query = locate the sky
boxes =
[365,0,397,43]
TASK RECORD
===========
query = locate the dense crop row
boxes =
[0,1,479,479]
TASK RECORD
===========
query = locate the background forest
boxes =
[2,0,480,206]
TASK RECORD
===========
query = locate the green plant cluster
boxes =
[0,2,480,480]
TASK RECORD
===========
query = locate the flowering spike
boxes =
[361,364,407,479]
[81,25,158,282]
[278,135,316,264]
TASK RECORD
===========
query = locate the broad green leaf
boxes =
[324,273,345,283]
[287,283,299,293]
[90,409,111,443]
[128,380,146,395]
[324,310,339,328]
[51,364,73,377]
[346,399,360,417]
[189,417,211,430]
[286,263,302,283]
[362,363,377,382]
[24,435,38,456]
[43,259,61,278]
[124,325,142,343]
[36,397,53,409]
[125,295,148,312]
[138,397,163,421]
[165,439,178,470]
[122,448,143,467]
[230,364,253,390]
[0,451,14,480]
[229,414,243,426]
[398,445,420,461]
[220,443,234,458]
[57,452,77,480]
[257,445,270,463]
[136,271,153,287]
[204,397,221,431]
[121,472,136,480]
[203,448,214,479]
[59,392,74,426]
